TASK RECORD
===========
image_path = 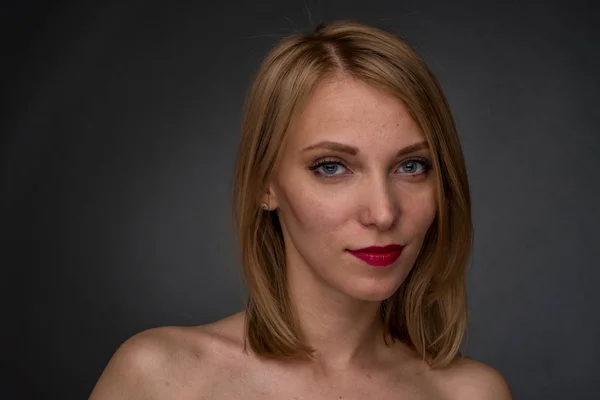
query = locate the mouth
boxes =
[346,244,404,267]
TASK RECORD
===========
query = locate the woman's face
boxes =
[267,74,437,302]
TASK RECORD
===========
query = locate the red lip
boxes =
[347,244,404,267]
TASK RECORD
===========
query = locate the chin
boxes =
[355,292,394,302]
[345,281,402,302]
[343,267,412,302]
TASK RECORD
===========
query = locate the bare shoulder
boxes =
[432,356,513,400]
[89,312,248,400]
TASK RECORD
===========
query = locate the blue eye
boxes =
[398,158,431,175]
[308,157,431,179]
[311,161,348,176]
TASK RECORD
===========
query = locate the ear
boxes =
[260,182,280,211]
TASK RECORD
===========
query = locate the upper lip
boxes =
[348,244,403,253]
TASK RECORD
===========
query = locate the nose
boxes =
[357,176,399,231]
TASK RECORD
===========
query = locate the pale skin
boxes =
[90,74,512,399]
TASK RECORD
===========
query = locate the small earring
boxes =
[260,203,269,211]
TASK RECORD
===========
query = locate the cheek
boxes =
[277,182,348,236]
[274,178,355,251]
[274,172,437,244]
[400,185,437,234]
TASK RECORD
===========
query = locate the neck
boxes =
[286,261,388,371]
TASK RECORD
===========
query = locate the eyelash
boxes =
[308,157,432,179]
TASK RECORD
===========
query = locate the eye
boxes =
[309,159,349,177]
[397,158,431,175]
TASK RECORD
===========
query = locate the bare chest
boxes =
[205,385,442,400]
[202,367,444,400]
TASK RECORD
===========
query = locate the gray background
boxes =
[2,0,599,398]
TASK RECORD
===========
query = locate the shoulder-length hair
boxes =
[231,20,472,368]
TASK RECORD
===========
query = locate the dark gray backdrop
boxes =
[2,0,599,399]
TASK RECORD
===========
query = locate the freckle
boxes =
[366,373,372,379]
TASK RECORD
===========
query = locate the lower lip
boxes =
[347,248,403,267]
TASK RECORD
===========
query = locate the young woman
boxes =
[90,20,512,399]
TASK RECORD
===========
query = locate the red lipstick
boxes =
[347,244,404,267]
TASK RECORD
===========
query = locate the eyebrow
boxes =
[302,140,429,157]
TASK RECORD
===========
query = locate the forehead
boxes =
[287,75,424,149]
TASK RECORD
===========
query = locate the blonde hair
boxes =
[231,20,472,368]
